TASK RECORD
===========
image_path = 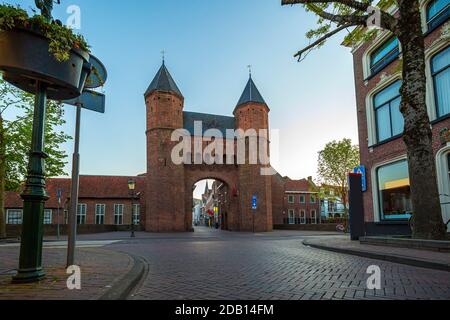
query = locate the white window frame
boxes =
[95,204,106,225]
[132,204,141,225]
[287,195,295,204]
[425,39,450,122]
[310,194,317,204]
[365,73,403,147]
[362,30,402,81]
[370,155,408,223]
[114,204,124,225]
[77,203,87,225]
[44,209,52,225]
[299,195,305,204]
[420,0,450,33]
[311,210,318,225]
[288,209,295,225]
[300,210,306,224]
[435,145,450,232]
[6,209,23,225]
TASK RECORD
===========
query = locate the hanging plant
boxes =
[0,4,90,62]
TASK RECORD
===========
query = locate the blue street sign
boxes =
[252,195,257,210]
[64,89,106,113]
[56,188,62,205]
[353,165,367,192]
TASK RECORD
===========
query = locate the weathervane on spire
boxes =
[161,50,166,64]
[35,0,60,22]
[247,65,252,78]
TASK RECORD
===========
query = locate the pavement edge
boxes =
[303,240,450,273]
[98,253,146,300]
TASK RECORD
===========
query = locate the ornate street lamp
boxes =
[128,179,136,238]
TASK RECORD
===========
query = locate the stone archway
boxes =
[184,164,240,232]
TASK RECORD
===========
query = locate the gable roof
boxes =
[183,111,235,137]
[5,176,146,209]
[144,62,183,98]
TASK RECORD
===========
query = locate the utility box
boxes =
[349,173,365,241]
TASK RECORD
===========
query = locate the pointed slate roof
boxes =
[236,76,266,107]
[145,62,183,98]
[204,181,209,195]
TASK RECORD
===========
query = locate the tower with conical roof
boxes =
[145,61,187,232]
[234,73,273,232]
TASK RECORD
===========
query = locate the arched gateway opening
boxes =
[185,167,240,232]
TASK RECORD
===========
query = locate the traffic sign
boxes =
[353,165,367,192]
[252,195,257,210]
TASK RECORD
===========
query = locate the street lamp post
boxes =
[128,179,136,238]
[13,82,49,283]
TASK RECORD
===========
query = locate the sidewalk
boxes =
[0,246,135,300]
[303,235,450,272]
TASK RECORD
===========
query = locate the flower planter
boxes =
[0,27,90,100]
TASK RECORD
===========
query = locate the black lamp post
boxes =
[128,179,136,238]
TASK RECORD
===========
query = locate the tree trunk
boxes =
[398,0,446,240]
[0,114,6,239]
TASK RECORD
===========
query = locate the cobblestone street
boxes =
[103,228,450,300]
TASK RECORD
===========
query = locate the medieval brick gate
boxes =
[144,62,273,233]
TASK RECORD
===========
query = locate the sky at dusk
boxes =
[5,0,359,198]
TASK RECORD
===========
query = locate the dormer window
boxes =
[426,0,450,32]
[370,37,400,76]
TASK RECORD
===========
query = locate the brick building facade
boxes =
[347,0,450,235]
[4,61,315,233]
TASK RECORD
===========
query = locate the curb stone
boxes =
[303,240,450,273]
[98,253,146,300]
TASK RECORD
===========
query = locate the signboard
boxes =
[56,188,62,205]
[252,195,257,210]
[353,165,367,192]
[64,90,106,113]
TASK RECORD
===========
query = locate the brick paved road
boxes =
[103,227,450,300]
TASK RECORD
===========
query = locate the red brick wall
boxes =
[146,90,186,232]
[234,102,273,232]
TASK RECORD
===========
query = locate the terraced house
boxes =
[348,0,450,235]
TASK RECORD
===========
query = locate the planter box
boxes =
[0,27,90,100]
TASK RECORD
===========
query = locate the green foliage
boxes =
[0,4,89,62]
[302,0,398,47]
[0,78,71,191]
[317,139,360,210]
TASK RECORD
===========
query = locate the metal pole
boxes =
[130,191,135,238]
[67,104,82,267]
[56,188,61,240]
[13,81,48,283]
[57,202,60,240]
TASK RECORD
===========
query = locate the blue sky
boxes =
[5,0,358,194]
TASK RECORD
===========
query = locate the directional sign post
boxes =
[64,54,107,268]
[252,195,257,210]
[252,195,257,233]
[353,165,367,192]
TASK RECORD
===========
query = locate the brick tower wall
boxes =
[234,102,273,232]
[145,91,187,232]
